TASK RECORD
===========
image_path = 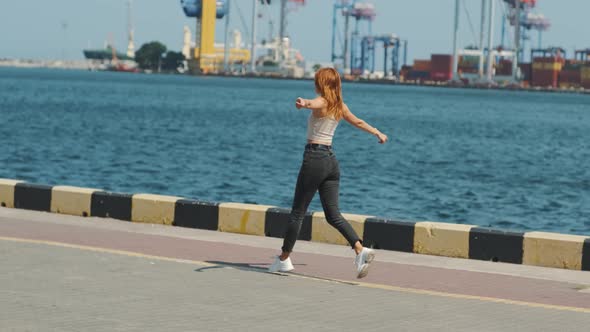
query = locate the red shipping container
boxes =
[430,54,453,81]
[496,59,513,76]
[431,54,453,72]
[559,69,581,86]
[519,63,532,81]
[532,70,559,88]
[431,71,452,81]
[413,60,432,72]
[531,56,563,88]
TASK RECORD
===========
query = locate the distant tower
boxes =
[126,0,136,58]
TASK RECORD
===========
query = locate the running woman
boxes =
[268,67,389,278]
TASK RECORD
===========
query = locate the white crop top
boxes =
[307,113,339,145]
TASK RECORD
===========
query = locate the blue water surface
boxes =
[1,67,589,235]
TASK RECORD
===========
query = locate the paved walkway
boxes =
[1,207,589,331]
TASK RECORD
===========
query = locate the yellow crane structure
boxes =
[182,0,250,73]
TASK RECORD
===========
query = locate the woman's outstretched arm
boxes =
[342,103,389,144]
[295,97,326,110]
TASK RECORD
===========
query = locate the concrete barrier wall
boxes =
[51,186,98,217]
[0,179,22,208]
[1,178,588,271]
[132,194,182,226]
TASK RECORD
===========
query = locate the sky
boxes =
[0,0,588,65]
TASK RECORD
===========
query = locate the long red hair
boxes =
[314,68,344,120]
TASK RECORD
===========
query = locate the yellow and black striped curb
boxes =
[1,178,588,271]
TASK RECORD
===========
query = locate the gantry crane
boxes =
[359,34,406,78]
[331,0,375,73]
[502,0,550,62]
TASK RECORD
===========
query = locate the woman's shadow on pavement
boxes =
[194,260,307,274]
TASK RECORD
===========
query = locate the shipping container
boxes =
[533,56,565,64]
[413,60,431,72]
[565,59,582,66]
[582,66,590,89]
[459,55,479,66]
[400,65,412,73]
[496,59,513,76]
[531,56,564,88]
[458,55,479,74]
[406,70,430,82]
[431,54,453,82]
[399,65,412,81]
[431,71,452,81]
[559,65,582,88]
[563,62,583,70]
[431,54,453,71]
[457,67,478,74]
[519,63,532,81]
[532,56,565,70]
[532,70,559,88]
[532,62,563,71]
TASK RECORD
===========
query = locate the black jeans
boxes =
[282,144,361,253]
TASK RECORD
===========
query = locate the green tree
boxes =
[162,51,186,72]
[135,41,167,71]
[312,63,322,72]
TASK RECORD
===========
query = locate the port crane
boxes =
[180,0,250,73]
[331,0,374,73]
[331,0,405,78]
[502,0,550,62]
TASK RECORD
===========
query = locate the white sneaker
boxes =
[355,248,375,279]
[268,256,294,273]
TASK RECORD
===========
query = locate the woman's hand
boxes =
[295,97,306,109]
[376,132,388,144]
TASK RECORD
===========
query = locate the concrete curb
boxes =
[1,178,588,271]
